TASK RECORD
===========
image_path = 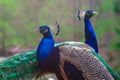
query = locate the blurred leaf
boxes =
[99,0,114,12]
[115,28,120,34]
[114,0,120,14]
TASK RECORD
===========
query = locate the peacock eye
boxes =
[87,13,90,16]
[45,29,48,32]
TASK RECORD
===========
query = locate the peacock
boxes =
[34,21,119,80]
[0,42,120,80]
[78,10,98,53]
[34,23,64,80]
[0,12,120,80]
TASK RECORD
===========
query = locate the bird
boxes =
[78,10,99,53]
[34,23,65,80]
[0,18,119,80]
[0,41,120,80]
[34,22,118,80]
[0,23,119,80]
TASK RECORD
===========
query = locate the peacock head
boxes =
[34,25,51,36]
[78,10,97,20]
[34,22,60,36]
[85,10,97,20]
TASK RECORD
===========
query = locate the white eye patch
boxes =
[78,10,86,20]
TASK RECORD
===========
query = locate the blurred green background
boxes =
[0,0,120,74]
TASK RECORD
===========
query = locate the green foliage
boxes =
[111,30,120,50]
[114,0,120,14]
[0,0,16,9]
[115,67,120,74]
[96,0,120,52]
[99,0,114,12]
[115,28,120,34]
[0,0,76,49]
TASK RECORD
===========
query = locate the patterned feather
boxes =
[0,41,120,80]
[57,41,120,80]
[58,42,114,80]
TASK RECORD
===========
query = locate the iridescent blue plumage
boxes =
[78,10,99,53]
[35,25,64,80]
[36,28,54,61]
[36,25,55,66]
[84,19,98,53]
[84,10,98,53]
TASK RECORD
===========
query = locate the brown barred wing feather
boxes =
[58,44,114,80]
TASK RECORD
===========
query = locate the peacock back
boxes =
[58,41,114,80]
[0,41,119,80]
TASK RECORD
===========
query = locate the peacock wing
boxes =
[55,41,93,50]
[58,43,114,80]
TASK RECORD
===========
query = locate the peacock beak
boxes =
[34,27,39,32]
[92,11,98,15]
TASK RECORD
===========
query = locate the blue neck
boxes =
[37,32,55,61]
[84,19,98,53]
